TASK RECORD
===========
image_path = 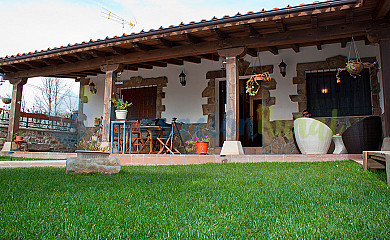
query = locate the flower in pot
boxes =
[13,131,24,141]
[2,97,11,104]
[110,98,132,120]
[186,135,210,155]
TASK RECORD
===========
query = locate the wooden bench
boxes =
[363,151,390,185]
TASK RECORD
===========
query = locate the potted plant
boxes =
[13,131,24,141]
[1,94,11,104]
[196,135,210,155]
[110,98,132,120]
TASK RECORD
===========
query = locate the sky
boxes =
[0,0,317,110]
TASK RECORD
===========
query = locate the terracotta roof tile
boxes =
[0,1,345,61]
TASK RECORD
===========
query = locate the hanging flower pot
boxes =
[196,141,209,155]
[346,59,364,76]
[2,98,11,104]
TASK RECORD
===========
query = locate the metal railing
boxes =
[0,109,76,132]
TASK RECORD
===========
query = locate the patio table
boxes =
[139,126,171,154]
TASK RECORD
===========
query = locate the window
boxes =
[306,69,372,117]
[121,86,157,120]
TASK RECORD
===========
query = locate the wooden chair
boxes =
[129,120,145,153]
[157,122,183,154]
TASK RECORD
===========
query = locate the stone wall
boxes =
[0,127,78,152]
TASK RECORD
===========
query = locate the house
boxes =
[0,0,389,154]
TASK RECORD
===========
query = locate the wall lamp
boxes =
[179,71,186,86]
[279,59,287,77]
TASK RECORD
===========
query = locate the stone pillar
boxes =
[7,78,28,142]
[380,39,390,137]
[218,47,246,155]
[100,64,123,143]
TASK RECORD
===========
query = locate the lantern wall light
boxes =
[89,81,97,94]
[179,71,186,86]
[279,59,287,77]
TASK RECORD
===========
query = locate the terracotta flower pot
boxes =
[15,136,24,141]
[196,141,209,155]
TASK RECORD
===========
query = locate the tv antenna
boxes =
[101,7,137,33]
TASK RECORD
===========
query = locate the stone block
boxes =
[293,77,304,84]
[261,80,276,90]
[202,104,215,115]
[66,156,120,175]
[202,86,215,98]
[27,143,51,152]
[289,95,306,102]
[220,141,244,155]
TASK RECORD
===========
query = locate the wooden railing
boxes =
[0,109,76,132]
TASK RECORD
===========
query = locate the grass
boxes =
[0,156,65,161]
[0,161,389,239]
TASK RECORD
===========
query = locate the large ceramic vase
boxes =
[294,117,333,154]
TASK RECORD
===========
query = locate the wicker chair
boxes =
[342,116,382,154]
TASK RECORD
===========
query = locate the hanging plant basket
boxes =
[2,98,11,104]
[246,72,271,96]
[346,59,364,75]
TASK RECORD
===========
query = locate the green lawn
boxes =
[0,156,65,161]
[0,161,389,239]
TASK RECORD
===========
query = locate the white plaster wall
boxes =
[83,60,221,127]
[247,41,382,121]
[83,40,382,126]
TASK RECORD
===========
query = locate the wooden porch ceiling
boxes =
[1,0,389,80]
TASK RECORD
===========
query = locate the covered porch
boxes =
[1,0,390,155]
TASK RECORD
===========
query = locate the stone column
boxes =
[6,78,28,142]
[380,39,390,137]
[217,47,246,155]
[100,64,123,143]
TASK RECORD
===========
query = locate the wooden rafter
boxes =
[144,61,168,67]
[59,55,79,63]
[374,0,390,20]
[5,20,389,80]
[158,38,176,48]
[179,56,202,64]
[246,48,258,57]
[276,20,286,33]
[247,24,259,36]
[268,46,278,55]
[200,54,219,61]
[134,42,153,51]
[74,52,93,60]
[292,44,300,53]
[110,46,131,55]
[160,59,184,65]
[214,28,229,40]
[183,33,202,44]
[316,41,322,50]
[341,38,348,48]
[311,15,318,29]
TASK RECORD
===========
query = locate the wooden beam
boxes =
[374,0,390,20]
[316,41,322,50]
[59,55,79,63]
[110,46,131,55]
[0,65,18,72]
[268,46,278,55]
[5,21,388,80]
[25,61,47,68]
[247,24,259,36]
[7,78,27,142]
[311,15,318,29]
[183,33,202,44]
[134,42,153,51]
[123,64,138,71]
[90,50,110,57]
[134,63,153,69]
[12,64,31,71]
[179,56,202,64]
[200,54,219,61]
[74,52,93,60]
[40,58,63,65]
[160,59,184,65]
[158,38,176,48]
[214,28,229,40]
[246,48,258,57]
[292,44,300,53]
[144,61,168,67]
[341,38,348,48]
[276,20,286,33]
